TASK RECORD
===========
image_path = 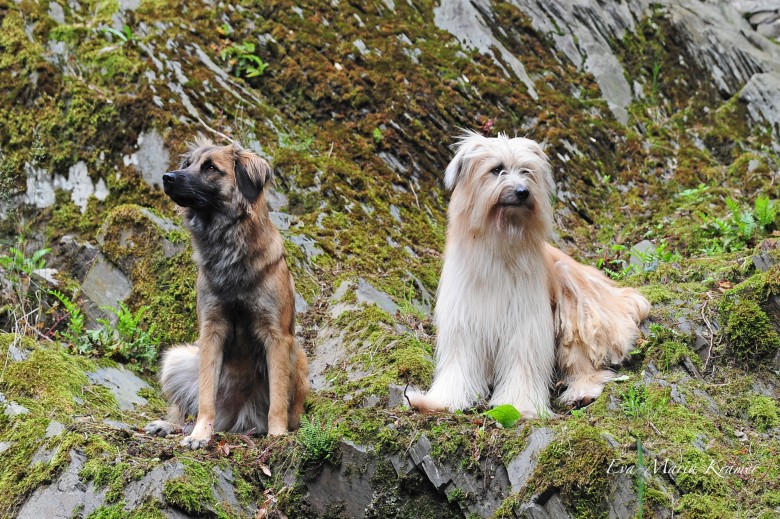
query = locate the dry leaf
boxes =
[260,464,272,477]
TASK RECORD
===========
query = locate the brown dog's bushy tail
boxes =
[160,344,200,420]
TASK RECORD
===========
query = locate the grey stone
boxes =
[305,440,377,517]
[0,442,12,454]
[309,327,348,391]
[8,342,30,362]
[45,421,66,438]
[294,292,310,314]
[607,474,638,519]
[210,465,254,516]
[81,254,132,318]
[132,130,171,190]
[355,278,398,316]
[123,461,185,509]
[22,164,55,209]
[31,268,59,286]
[507,427,555,492]
[270,211,292,231]
[693,389,719,414]
[433,0,538,100]
[53,161,106,213]
[387,384,407,409]
[4,401,30,417]
[17,450,107,519]
[741,72,780,131]
[519,492,573,519]
[30,445,57,466]
[361,394,381,408]
[629,240,658,272]
[289,234,323,262]
[353,38,369,55]
[56,235,99,281]
[48,1,65,24]
[86,366,149,411]
[266,187,289,212]
[103,419,133,432]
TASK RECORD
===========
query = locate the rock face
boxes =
[3,0,780,518]
[17,451,108,519]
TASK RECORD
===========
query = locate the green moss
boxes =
[162,460,220,517]
[528,425,615,515]
[674,448,727,495]
[643,323,700,371]
[747,396,779,432]
[722,299,780,363]
[675,494,733,519]
[98,204,198,346]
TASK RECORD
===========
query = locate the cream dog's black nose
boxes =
[163,172,177,185]
[515,187,530,202]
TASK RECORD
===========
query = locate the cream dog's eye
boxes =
[491,165,503,175]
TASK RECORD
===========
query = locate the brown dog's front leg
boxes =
[266,332,293,436]
[181,319,227,449]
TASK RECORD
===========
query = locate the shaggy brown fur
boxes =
[144,137,309,449]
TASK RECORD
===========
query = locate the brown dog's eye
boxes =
[202,162,220,174]
[491,165,503,175]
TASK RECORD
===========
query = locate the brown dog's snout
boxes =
[163,172,179,186]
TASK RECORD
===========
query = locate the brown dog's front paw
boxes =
[268,424,288,436]
[180,434,212,449]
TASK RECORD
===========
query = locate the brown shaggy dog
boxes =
[145,138,309,448]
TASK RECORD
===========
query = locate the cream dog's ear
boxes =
[444,131,485,190]
[232,143,273,203]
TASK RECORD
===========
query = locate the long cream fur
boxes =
[407,132,650,417]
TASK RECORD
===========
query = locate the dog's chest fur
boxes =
[437,240,553,341]
[188,211,267,299]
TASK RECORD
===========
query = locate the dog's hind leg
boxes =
[288,340,309,431]
[145,344,200,437]
[557,342,617,406]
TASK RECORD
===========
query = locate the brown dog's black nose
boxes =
[515,187,530,202]
[163,173,177,185]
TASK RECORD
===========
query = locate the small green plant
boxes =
[482,404,521,428]
[297,415,338,464]
[101,24,134,44]
[49,290,86,350]
[621,383,649,419]
[700,196,777,253]
[570,407,586,419]
[98,303,159,366]
[651,61,662,98]
[69,303,159,368]
[372,127,383,144]
[0,245,49,277]
[220,42,268,78]
[397,281,425,319]
[278,131,315,152]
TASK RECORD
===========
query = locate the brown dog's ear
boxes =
[233,144,273,203]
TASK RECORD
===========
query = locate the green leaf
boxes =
[482,404,521,428]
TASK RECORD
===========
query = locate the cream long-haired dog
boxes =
[407,132,650,418]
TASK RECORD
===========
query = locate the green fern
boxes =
[754,195,776,229]
[297,415,338,464]
[49,290,85,346]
